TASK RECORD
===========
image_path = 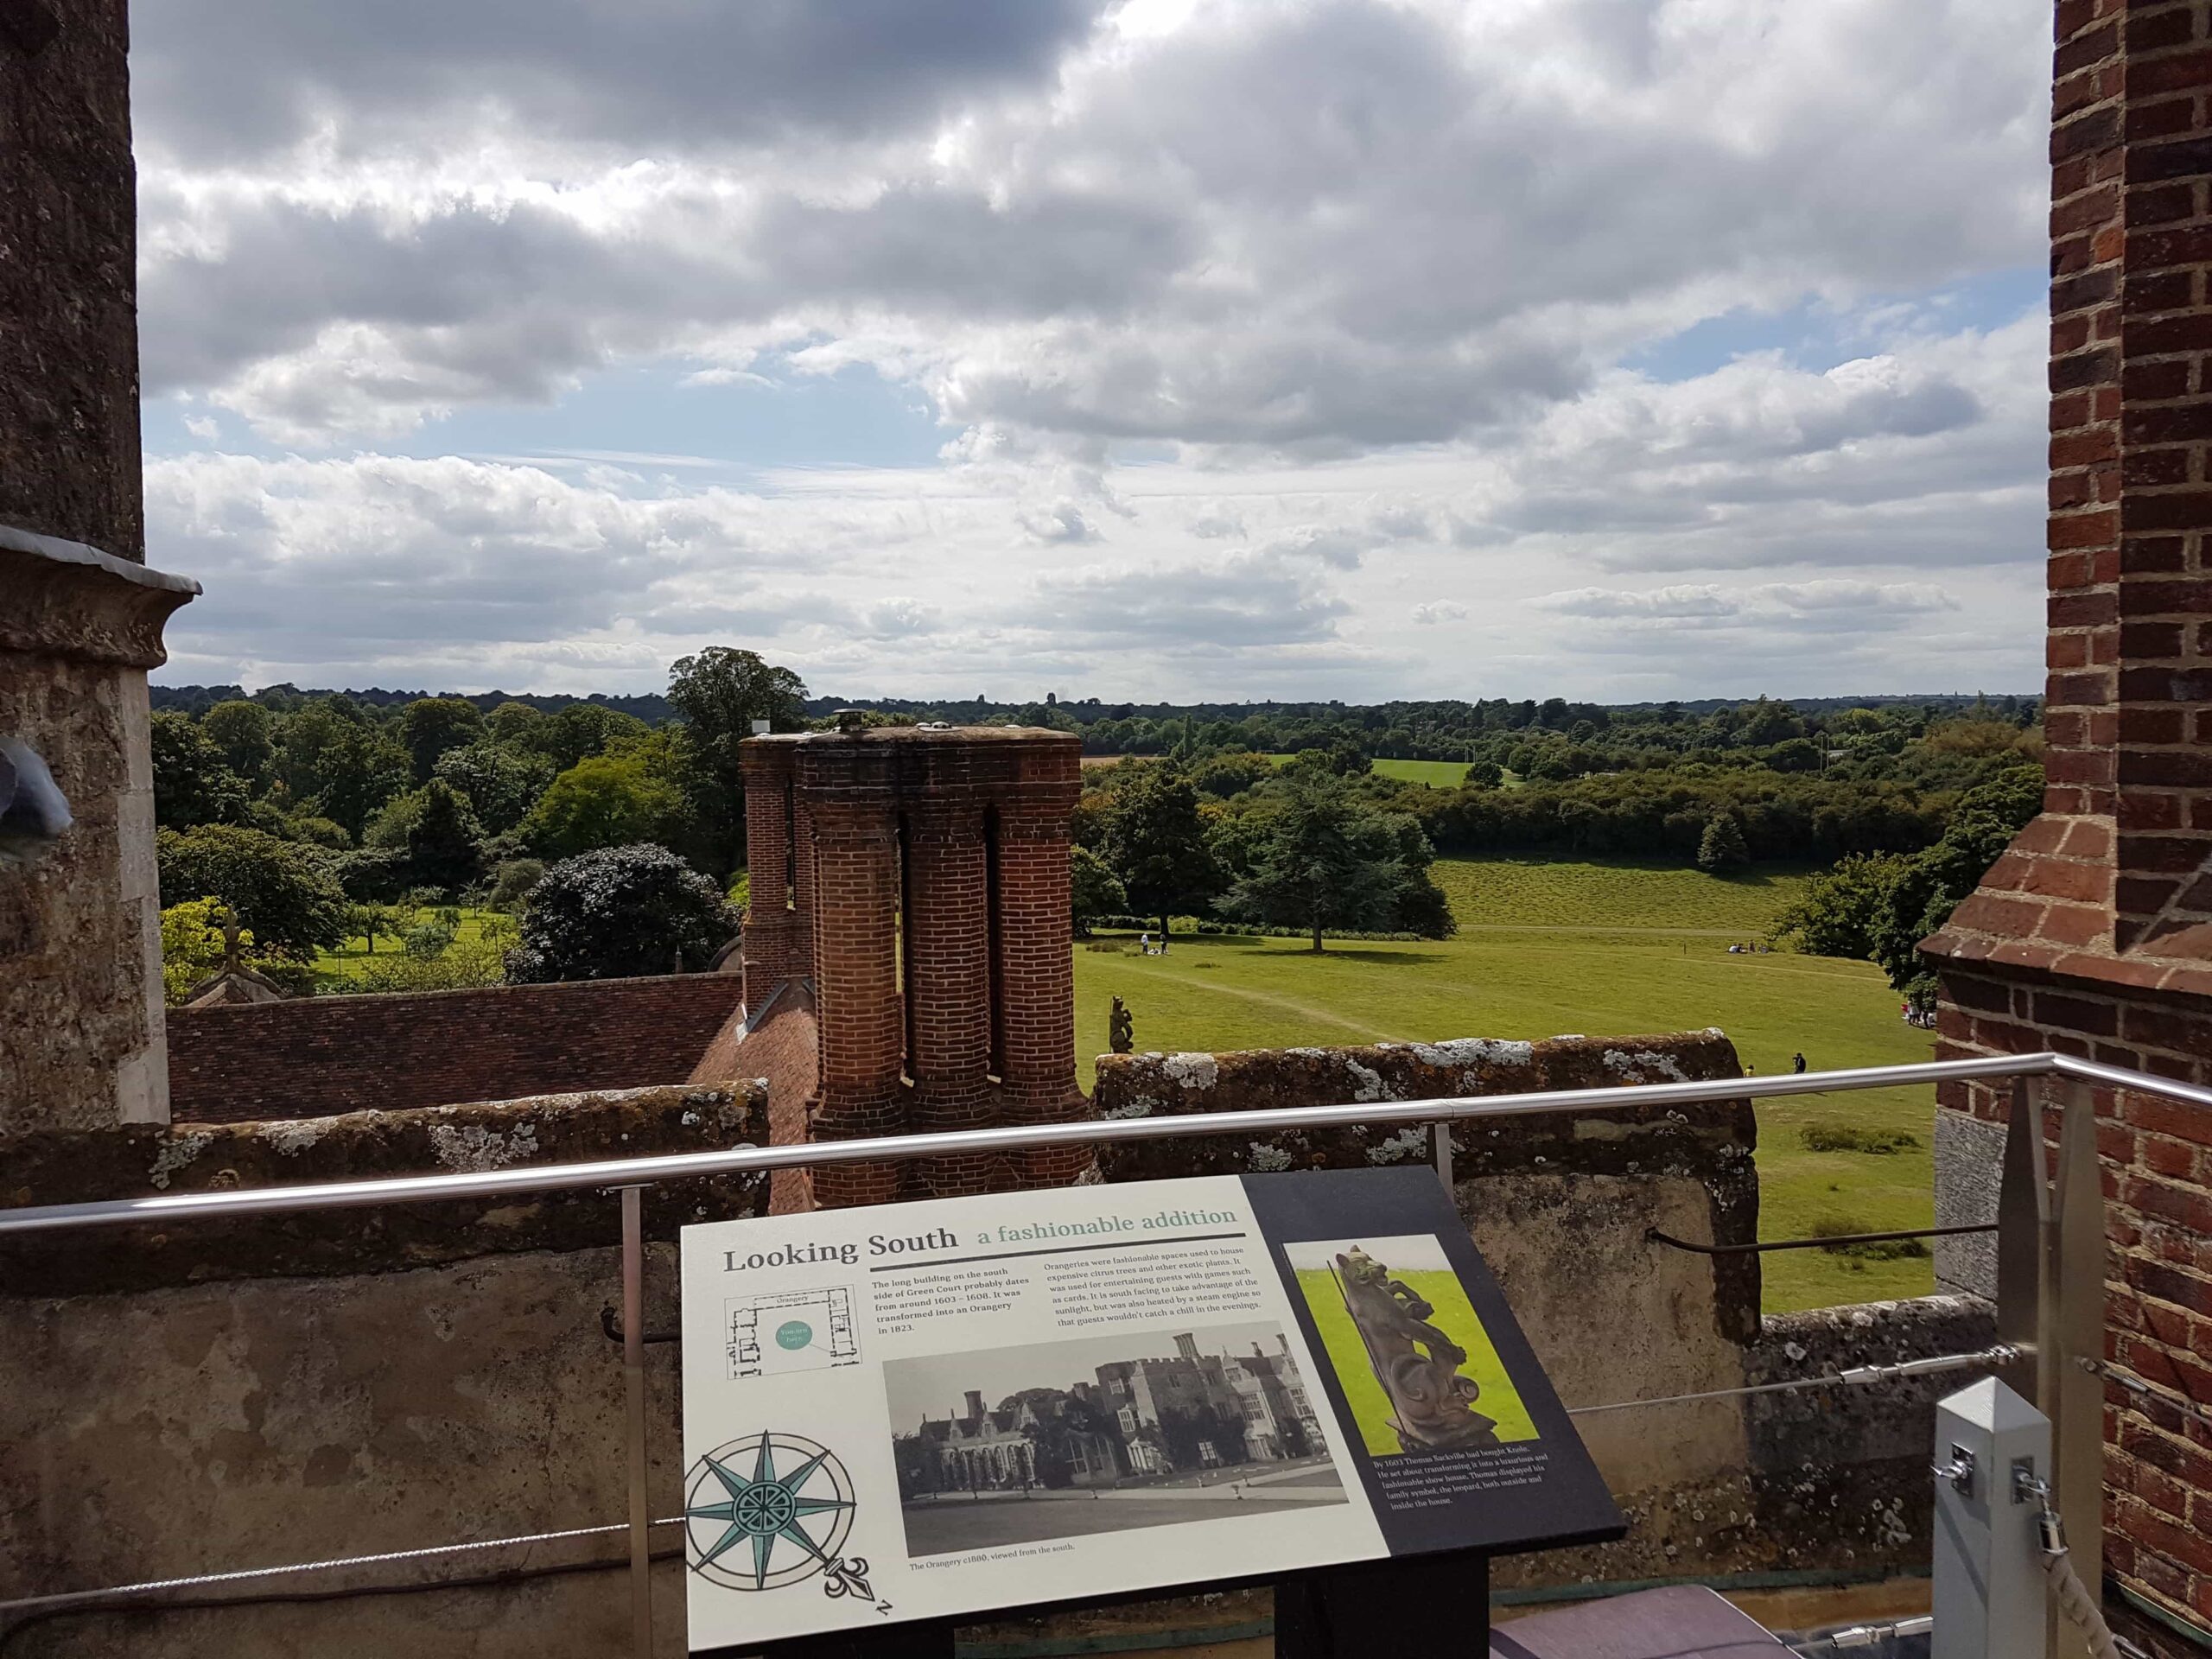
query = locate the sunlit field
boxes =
[1073,856,1937,1312]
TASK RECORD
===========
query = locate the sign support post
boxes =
[624,1185,653,1659]
[1275,1548,1489,1657]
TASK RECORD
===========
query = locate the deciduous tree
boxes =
[156,825,348,958]
[150,713,250,829]
[200,699,276,786]
[667,647,809,871]
[524,753,688,861]
[507,843,739,982]
[399,696,486,783]
[1070,845,1127,937]
[1098,761,1224,935]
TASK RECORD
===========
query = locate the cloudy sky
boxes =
[137,0,2051,703]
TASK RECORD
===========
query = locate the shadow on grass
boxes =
[1272,947,1455,967]
[1447,854,1817,888]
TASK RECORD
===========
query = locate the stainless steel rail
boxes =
[12,1050,2192,1237]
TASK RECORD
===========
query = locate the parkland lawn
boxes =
[1074,856,1938,1313]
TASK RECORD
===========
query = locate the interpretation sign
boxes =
[678,1167,1621,1652]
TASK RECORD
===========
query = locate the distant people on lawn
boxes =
[1791,1052,1807,1075]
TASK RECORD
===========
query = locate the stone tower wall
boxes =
[0,0,194,1134]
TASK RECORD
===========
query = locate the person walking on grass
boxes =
[1792,1052,1807,1075]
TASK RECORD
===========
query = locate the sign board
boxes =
[677,1166,1622,1651]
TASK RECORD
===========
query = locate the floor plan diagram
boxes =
[727,1286,862,1380]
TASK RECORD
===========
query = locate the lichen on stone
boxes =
[148,1131,214,1190]
[427,1120,543,1173]
[1605,1047,1688,1082]
[1162,1052,1218,1090]
[1100,1097,1154,1121]
[1247,1143,1293,1172]
[1411,1037,1533,1069]
[1343,1058,1388,1103]
[258,1119,330,1157]
[1364,1127,1428,1165]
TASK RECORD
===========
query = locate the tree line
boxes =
[149,664,2040,991]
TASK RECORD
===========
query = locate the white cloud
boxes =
[134,0,2055,700]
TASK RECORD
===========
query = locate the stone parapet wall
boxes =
[1094,1032,1751,1284]
[0,1080,772,1656]
[3,1243,694,1657]
[166,973,745,1123]
[0,1082,770,1294]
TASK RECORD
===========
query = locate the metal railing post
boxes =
[2042,1078,2105,1637]
[1996,1075,2047,1404]
[1433,1120,1453,1192]
[1932,1377,2052,1659]
[621,1185,652,1659]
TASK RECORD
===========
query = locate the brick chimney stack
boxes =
[737,726,1086,1206]
[1923,3,2212,1646]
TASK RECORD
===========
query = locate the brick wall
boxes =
[166,974,744,1123]
[1923,4,2212,1648]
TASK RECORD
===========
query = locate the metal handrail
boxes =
[2,1049,2205,1237]
[1649,1222,1997,1256]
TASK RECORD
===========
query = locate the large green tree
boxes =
[156,824,348,957]
[1221,772,1406,950]
[150,712,250,829]
[400,696,486,783]
[666,647,809,872]
[365,779,487,894]
[274,697,410,839]
[1774,766,2043,1006]
[433,742,556,836]
[1069,844,1128,937]
[523,703,650,772]
[1097,761,1224,935]
[200,699,276,786]
[507,843,740,982]
[524,753,689,861]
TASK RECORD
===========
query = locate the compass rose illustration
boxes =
[683,1431,867,1597]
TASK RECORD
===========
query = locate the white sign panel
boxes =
[678,1168,1617,1652]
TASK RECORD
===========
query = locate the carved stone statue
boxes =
[1333,1245,1497,1452]
[1109,995,1135,1054]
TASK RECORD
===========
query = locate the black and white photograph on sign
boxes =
[886,1320,1344,1557]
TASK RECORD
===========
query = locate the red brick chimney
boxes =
[738,726,1086,1206]
[1923,3,2212,1646]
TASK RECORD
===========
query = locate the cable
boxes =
[1567,1344,2022,1417]
[2081,1357,2212,1432]
[0,1518,686,1617]
[0,1544,686,1657]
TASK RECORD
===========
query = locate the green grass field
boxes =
[1077,856,1939,1313]
[313,906,509,988]
[1294,1267,1539,1454]
[1260,753,1471,788]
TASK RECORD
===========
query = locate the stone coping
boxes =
[0,1083,770,1294]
